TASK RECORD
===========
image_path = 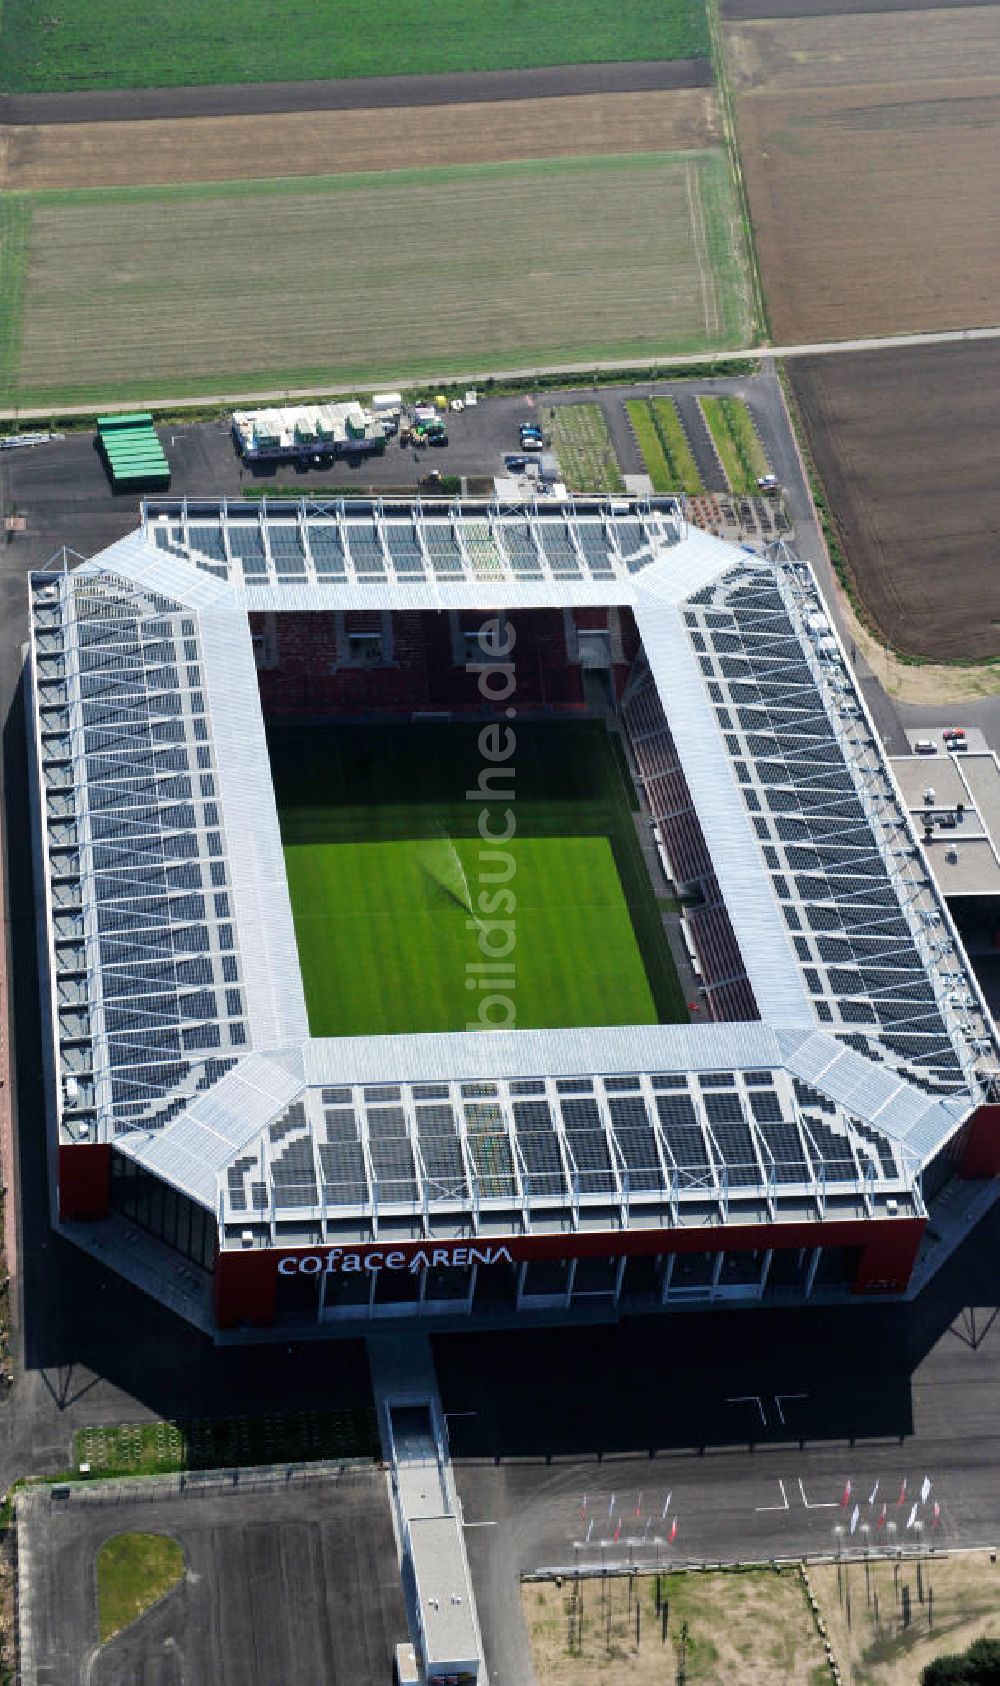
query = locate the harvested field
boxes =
[5,152,752,407]
[0,0,709,95]
[726,9,1000,341]
[0,89,721,192]
[788,343,1000,664]
[725,9,1000,95]
[723,0,994,18]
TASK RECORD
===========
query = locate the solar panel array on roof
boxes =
[140,498,682,590]
[201,1067,905,1226]
[685,560,979,1096]
[32,573,247,1134]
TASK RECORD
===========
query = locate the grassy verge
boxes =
[545,403,624,494]
[626,398,703,493]
[96,1533,184,1644]
[626,401,674,491]
[704,0,769,341]
[700,395,769,493]
[74,1410,379,1477]
[651,400,704,492]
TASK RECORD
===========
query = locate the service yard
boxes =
[4,152,752,407]
[788,342,1000,665]
[724,8,1000,342]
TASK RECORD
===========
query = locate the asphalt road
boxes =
[9,329,1000,422]
[438,1199,1000,1683]
[20,1467,406,1686]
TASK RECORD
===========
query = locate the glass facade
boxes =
[111,1150,217,1270]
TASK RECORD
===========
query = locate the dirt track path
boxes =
[6,324,999,422]
[0,57,711,126]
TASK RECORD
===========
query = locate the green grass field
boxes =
[0,0,709,93]
[2,152,753,407]
[700,396,770,494]
[269,720,685,1036]
[626,397,704,493]
[96,1534,185,1644]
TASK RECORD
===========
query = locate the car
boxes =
[449,398,464,413]
[520,423,543,439]
[913,739,938,755]
[504,454,529,471]
[520,436,543,452]
[943,727,967,743]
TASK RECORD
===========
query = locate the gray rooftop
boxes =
[893,752,1000,897]
[28,499,1000,1250]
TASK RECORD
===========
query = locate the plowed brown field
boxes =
[726,8,1000,93]
[789,344,1000,664]
[0,88,719,191]
[726,9,1000,342]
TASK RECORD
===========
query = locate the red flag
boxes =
[635,1494,642,1518]
[613,1522,621,1543]
[876,1504,887,1529]
[933,1502,941,1526]
[897,1479,907,1507]
[841,1480,852,1507]
[669,1517,678,1543]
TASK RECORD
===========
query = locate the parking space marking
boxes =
[798,1478,839,1510]
[755,1478,789,1513]
[775,1393,807,1425]
[727,1394,767,1425]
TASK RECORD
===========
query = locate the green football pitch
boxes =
[269,719,687,1037]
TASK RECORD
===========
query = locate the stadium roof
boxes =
[30,497,999,1251]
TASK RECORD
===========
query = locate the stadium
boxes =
[27,494,1000,1339]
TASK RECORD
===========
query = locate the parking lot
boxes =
[0,368,815,572]
[19,1466,406,1686]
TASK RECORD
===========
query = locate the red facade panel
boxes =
[58,1143,112,1221]
[957,1103,1000,1178]
[214,1215,926,1329]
